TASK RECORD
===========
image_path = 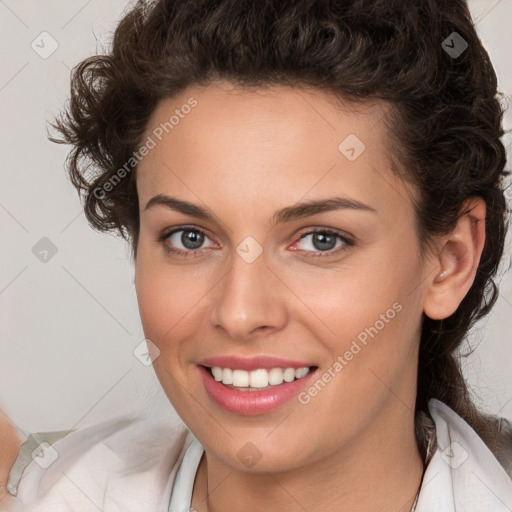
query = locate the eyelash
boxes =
[157,226,354,259]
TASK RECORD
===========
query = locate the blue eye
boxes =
[158,226,353,258]
[293,229,353,257]
[160,227,216,255]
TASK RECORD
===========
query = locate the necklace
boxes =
[198,465,426,512]
[198,451,428,512]
[410,492,420,512]
[410,461,426,512]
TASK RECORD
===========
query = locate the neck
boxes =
[191,403,425,512]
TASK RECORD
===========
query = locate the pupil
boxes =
[313,233,336,251]
[182,230,204,249]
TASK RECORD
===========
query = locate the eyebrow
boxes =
[144,194,377,224]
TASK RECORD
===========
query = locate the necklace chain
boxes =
[200,456,427,512]
[410,460,426,512]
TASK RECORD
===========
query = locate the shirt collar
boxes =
[415,399,512,511]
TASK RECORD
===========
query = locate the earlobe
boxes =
[423,197,486,320]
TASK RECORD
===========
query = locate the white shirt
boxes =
[7,399,512,511]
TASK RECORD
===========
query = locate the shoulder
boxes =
[7,412,194,512]
[415,399,512,512]
[429,399,512,478]
[489,414,512,477]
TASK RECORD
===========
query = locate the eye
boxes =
[291,229,353,257]
[157,226,353,258]
[159,227,217,255]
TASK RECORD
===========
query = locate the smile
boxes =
[209,366,312,389]
[198,363,318,415]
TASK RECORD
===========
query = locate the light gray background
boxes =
[1,0,511,435]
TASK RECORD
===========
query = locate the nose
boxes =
[209,249,288,341]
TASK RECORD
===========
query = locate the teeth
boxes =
[283,368,295,382]
[222,368,233,385]
[249,369,268,388]
[211,367,223,381]
[295,367,309,379]
[232,369,249,387]
[210,366,311,388]
[268,368,284,385]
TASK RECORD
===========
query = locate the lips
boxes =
[197,355,318,415]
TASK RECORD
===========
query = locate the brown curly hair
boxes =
[50,0,509,458]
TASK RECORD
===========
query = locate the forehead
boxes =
[136,81,411,220]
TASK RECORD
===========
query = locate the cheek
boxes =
[135,248,181,345]
[293,275,421,433]
[134,253,203,407]
[135,266,170,342]
[285,248,423,377]
[279,262,401,340]
[134,247,215,351]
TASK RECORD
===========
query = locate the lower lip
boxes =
[198,365,317,415]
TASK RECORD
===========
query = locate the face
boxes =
[134,81,431,473]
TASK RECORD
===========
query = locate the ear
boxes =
[423,197,486,320]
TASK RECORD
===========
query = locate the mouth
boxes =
[202,365,317,391]
[198,363,319,415]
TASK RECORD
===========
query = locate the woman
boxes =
[5,0,512,510]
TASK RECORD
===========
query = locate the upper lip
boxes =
[198,355,315,372]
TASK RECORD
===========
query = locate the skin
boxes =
[134,80,486,512]
[0,411,21,506]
